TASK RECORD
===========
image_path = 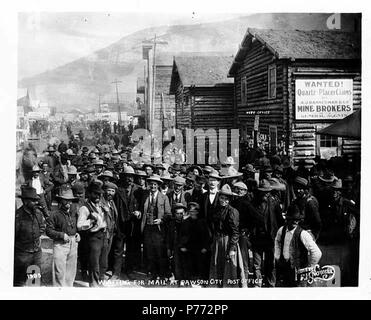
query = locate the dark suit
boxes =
[111,184,140,276]
[167,190,188,211]
[139,191,171,277]
[250,194,284,287]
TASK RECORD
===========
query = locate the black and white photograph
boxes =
[6,6,367,294]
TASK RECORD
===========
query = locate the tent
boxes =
[317,109,361,139]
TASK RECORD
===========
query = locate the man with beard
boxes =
[111,166,139,279]
[77,182,109,287]
[14,186,45,286]
[46,187,80,286]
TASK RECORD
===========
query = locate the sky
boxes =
[18,12,243,80]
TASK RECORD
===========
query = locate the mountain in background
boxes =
[18,13,361,112]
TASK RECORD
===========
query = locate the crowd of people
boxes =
[14,137,360,288]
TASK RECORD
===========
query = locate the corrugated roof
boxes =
[247,28,361,60]
[173,55,234,87]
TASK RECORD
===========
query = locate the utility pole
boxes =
[98,94,101,113]
[112,79,122,124]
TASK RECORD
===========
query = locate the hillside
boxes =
[18,13,360,111]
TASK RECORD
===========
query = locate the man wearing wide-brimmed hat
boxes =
[291,176,322,240]
[100,181,118,280]
[138,174,171,279]
[250,179,284,287]
[208,184,247,288]
[274,204,322,287]
[14,186,45,286]
[77,181,109,287]
[43,145,58,171]
[232,181,259,280]
[27,164,50,219]
[111,165,140,279]
[46,187,80,287]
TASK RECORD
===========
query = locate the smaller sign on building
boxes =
[295,79,353,120]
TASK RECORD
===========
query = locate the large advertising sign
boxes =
[295,79,353,120]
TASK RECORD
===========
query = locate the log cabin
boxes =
[228,28,361,165]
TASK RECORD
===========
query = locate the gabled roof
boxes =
[229,28,361,75]
[170,55,234,93]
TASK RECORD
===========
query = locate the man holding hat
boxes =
[138,174,171,280]
[77,181,109,287]
[274,204,322,287]
[46,187,80,286]
[291,176,322,240]
[14,186,45,286]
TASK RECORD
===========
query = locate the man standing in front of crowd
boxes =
[139,175,171,280]
[14,186,45,287]
[77,181,109,287]
[275,204,322,287]
[46,187,80,287]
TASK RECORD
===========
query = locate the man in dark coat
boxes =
[167,176,189,211]
[14,187,45,287]
[250,179,284,287]
[111,166,139,279]
[138,175,171,279]
[291,176,322,240]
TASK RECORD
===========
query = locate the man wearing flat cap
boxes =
[14,186,45,286]
[167,176,188,211]
[46,187,80,286]
[291,176,322,241]
[138,174,171,280]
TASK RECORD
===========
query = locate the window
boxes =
[268,64,277,99]
[241,75,247,104]
[320,135,338,148]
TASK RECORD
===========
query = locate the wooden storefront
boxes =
[228,28,361,164]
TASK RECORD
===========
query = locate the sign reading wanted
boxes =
[295,79,353,120]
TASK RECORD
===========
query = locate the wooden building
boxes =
[169,55,236,163]
[228,28,361,164]
[170,55,235,130]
